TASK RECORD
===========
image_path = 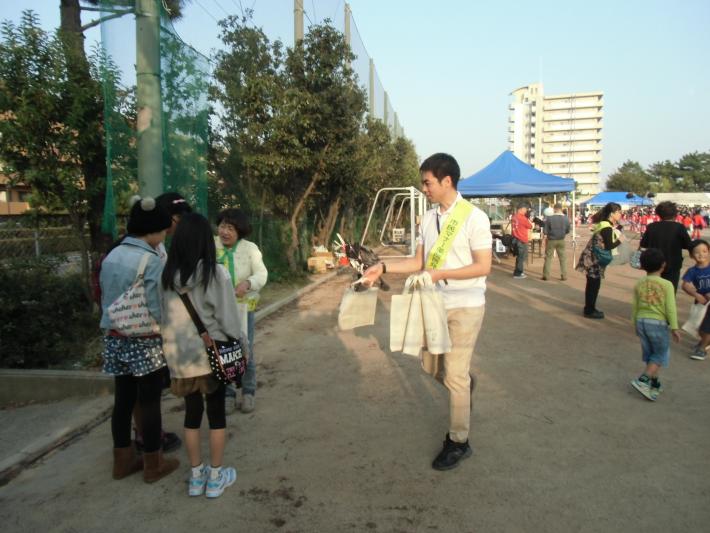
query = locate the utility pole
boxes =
[344,3,351,43]
[294,0,304,44]
[369,58,375,118]
[136,0,163,197]
[383,91,389,130]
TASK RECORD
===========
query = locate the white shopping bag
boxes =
[236,302,249,338]
[338,286,379,330]
[390,275,423,355]
[682,302,709,338]
[418,272,451,354]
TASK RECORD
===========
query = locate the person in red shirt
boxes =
[511,203,533,278]
[692,210,706,239]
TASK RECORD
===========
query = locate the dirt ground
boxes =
[1,233,709,533]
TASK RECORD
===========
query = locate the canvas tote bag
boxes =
[107,252,160,336]
[390,275,423,355]
[418,272,451,354]
[338,285,379,330]
[682,302,709,338]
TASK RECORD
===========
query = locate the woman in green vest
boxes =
[576,202,624,319]
[215,208,268,412]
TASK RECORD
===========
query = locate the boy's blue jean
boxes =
[636,318,670,368]
[242,311,257,395]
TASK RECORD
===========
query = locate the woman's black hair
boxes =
[162,212,217,292]
[591,202,622,224]
[216,208,252,239]
[639,248,665,273]
[655,201,677,220]
[156,192,192,217]
[689,239,710,254]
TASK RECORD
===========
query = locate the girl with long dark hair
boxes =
[161,212,245,498]
[576,202,624,319]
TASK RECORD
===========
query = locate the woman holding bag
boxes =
[576,202,624,319]
[161,213,245,498]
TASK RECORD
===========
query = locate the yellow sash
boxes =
[425,200,474,269]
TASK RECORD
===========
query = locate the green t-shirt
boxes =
[631,275,678,330]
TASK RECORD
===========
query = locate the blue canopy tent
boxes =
[458,150,576,197]
[458,150,579,252]
[581,191,653,207]
[457,150,577,262]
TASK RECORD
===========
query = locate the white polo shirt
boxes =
[417,193,492,309]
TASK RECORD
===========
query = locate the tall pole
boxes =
[294,0,304,44]
[344,3,351,46]
[136,0,163,198]
[368,58,375,118]
[383,91,389,129]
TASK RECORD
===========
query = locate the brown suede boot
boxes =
[142,450,179,483]
[113,447,143,480]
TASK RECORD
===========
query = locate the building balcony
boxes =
[543,120,602,132]
[544,109,603,121]
[543,131,602,143]
[543,152,602,164]
[543,143,602,153]
[543,97,603,111]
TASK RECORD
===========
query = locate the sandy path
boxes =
[1,252,709,533]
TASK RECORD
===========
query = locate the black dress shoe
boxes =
[432,434,472,471]
[583,310,604,319]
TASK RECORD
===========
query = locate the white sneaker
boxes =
[241,393,255,413]
[205,467,237,498]
[188,466,208,497]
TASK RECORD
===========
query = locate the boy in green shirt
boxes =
[631,248,681,401]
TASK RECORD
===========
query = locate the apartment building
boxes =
[508,83,603,199]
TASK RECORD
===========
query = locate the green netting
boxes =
[99,0,209,236]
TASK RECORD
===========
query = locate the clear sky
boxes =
[5,1,710,182]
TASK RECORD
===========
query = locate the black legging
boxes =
[112,371,164,451]
[184,384,226,430]
[662,266,681,293]
[584,276,602,314]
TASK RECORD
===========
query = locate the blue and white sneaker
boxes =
[631,376,654,401]
[205,467,237,498]
[188,466,208,497]
[690,345,707,361]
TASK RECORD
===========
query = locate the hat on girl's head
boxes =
[126,195,172,236]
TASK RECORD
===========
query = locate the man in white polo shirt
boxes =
[362,153,492,470]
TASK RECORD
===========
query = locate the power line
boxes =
[210,0,231,17]
[310,0,317,23]
[234,0,245,16]
[193,0,219,23]
[333,0,343,20]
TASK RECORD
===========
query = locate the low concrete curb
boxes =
[0,396,113,486]
[0,369,113,407]
[0,270,340,485]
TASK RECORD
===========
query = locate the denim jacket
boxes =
[99,237,164,330]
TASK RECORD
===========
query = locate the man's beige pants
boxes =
[421,306,485,443]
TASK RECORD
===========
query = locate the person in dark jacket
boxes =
[640,201,692,292]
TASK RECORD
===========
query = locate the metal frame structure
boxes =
[360,186,427,257]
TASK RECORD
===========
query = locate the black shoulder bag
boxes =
[178,292,247,385]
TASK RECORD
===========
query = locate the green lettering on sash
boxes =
[426,200,474,270]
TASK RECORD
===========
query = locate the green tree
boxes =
[676,151,710,191]
[605,160,652,195]
[0,12,102,299]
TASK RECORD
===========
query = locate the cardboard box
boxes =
[307,256,332,273]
